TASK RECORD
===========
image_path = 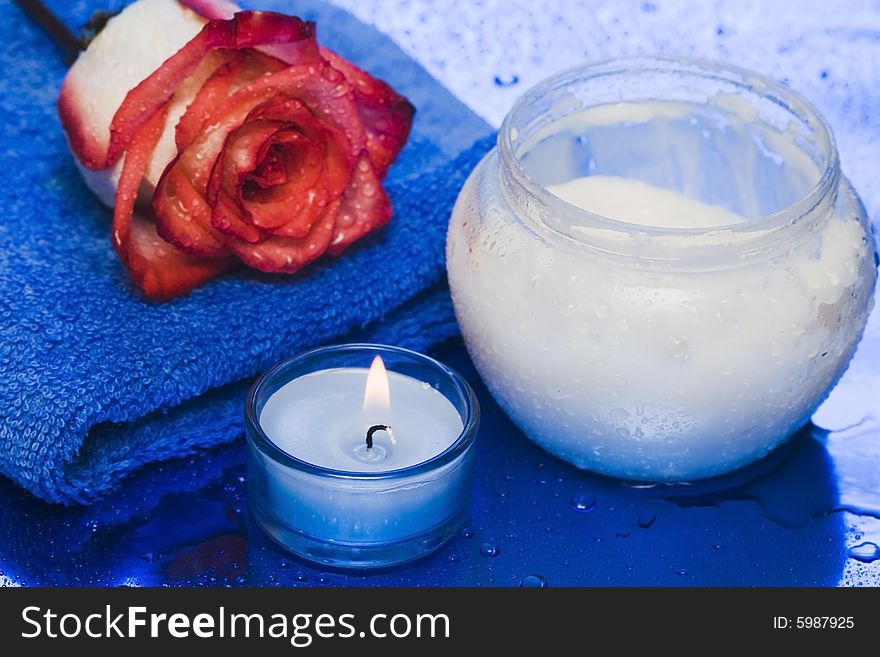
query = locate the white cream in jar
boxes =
[447,58,877,481]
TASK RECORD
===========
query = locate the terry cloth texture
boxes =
[0,0,493,504]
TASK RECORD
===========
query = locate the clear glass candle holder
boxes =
[246,344,479,569]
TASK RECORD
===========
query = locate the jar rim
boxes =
[245,343,480,480]
[497,55,840,258]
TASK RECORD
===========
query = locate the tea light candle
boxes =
[246,344,479,569]
[260,356,463,471]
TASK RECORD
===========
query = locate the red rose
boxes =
[59,0,413,300]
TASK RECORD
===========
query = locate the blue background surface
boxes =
[1,339,878,587]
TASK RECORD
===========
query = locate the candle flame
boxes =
[363,355,391,415]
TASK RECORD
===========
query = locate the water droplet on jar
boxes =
[609,407,630,421]
[460,527,475,539]
[570,493,595,512]
[848,542,880,563]
[480,542,500,557]
[670,337,689,359]
[520,574,548,588]
[559,303,576,317]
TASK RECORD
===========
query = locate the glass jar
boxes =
[447,57,877,481]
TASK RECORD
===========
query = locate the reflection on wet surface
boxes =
[0,337,878,587]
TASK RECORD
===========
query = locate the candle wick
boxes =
[365,424,390,450]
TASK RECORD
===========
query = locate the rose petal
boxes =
[320,48,415,177]
[208,119,293,241]
[174,2,413,176]
[153,116,240,255]
[215,119,288,198]
[228,198,341,273]
[246,95,354,197]
[156,60,363,259]
[176,52,243,150]
[327,154,392,256]
[153,166,229,256]
[125,214,237,301]
[210,188,263,243]
[222,122,331,237]
[107,11,319,166]
[113,107,168,258]
[179,0,240,20]
[154,72,288,252]
[59,0,210,171]
[114,103,233,299]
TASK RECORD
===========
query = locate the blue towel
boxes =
[0,0,493,504]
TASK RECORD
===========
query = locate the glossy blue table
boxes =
[1,339,877,587]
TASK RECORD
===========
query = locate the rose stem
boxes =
[12,0,83,63]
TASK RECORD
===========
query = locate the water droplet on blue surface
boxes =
[637,511,657,528]
[675,569,688,577]
[460,527,475,539]
[570,493,595,512]
[493,73,520,87]
[848,542,880,563]
[520,574,548,588]
[224,483,236,493]
[480,542,500,558]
